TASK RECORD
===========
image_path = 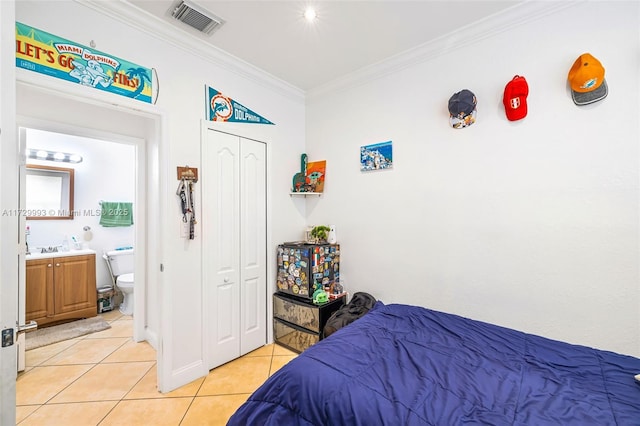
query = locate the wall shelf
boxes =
[290,192,322,197]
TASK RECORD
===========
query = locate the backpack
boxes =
[323,292,377,338]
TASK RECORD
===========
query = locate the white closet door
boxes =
[240,138,266,355]
[204,130,241,368]
[203,128,267,370]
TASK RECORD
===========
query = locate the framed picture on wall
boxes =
[360,141,393,171]
[306,160,326,193]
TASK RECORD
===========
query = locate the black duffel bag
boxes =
[323,292,377,338]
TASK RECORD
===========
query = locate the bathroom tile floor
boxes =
[16,310,298,425]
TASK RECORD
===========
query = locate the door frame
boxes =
[8,68,175,391]
[15,78,158,339]
[200,120,275,369]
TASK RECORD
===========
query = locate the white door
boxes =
[202,128,267,369]
[239,135,267,355]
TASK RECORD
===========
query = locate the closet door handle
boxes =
[223,277,230,283]
[47,263,52,268]
[55,263,61,267]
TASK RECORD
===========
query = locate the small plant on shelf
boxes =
[310,225,330,242]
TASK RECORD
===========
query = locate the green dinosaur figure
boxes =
[292,153,308,192]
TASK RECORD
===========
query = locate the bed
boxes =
[228,301,640,425]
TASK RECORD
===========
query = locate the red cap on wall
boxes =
[503,75,529,121]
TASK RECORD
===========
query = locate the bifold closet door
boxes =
[239,136,267,356]
[202,128,266,370]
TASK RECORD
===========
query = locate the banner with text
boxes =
[16,22,153,103]
[206,85,274,125]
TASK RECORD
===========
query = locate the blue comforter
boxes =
[228,302,640,425]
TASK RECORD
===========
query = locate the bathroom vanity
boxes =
[25,249,97,327]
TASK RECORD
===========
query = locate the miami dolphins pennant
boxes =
[206,86,274,125]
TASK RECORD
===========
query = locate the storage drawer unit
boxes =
[273,292,345,353]
[273,319,320,354]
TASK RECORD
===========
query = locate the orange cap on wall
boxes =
[567,53,608,105]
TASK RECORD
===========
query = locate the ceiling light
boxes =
[36,150,48,159]
[304,8,317,22]
[53,152,66,160]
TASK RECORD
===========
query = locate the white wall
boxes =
[25,128,136,290]
[14,0,307,389]
[13,0,638,387]
[306,1,640,356]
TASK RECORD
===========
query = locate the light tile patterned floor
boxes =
[16,310,297,425]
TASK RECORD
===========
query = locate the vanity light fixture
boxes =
[27,149,83,163]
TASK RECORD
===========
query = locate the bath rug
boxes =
[25,316,111,350]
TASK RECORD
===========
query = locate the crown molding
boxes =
[306,1,579,101]
[75,0,578,104]
[76,0,305,104]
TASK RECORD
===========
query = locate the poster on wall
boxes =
[205,85,275,125]
[305,160,326,193]
[15,22,153,103]
[360,141,393,171]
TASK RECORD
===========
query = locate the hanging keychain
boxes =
[177,178,189,222]
[177,166,198,240]
[188,179,196,240]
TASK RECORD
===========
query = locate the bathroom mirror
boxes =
[25,164,75,220]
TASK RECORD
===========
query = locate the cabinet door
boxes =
[25,258,54,324]
[54,254,96,315]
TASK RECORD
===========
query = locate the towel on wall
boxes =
[99,202,134,227]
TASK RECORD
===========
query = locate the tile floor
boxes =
[16,310,297,425]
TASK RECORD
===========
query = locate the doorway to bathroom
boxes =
[14,79,166,395]
[21,126,138,346]
[18,125,142,367]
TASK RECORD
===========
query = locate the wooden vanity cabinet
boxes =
[26,254,97,327]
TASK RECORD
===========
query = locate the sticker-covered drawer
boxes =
[273,294,320,332]
[274,318,319,354]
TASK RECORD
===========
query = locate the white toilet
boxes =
[104,249,134,316]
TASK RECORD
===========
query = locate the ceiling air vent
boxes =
[170,0,225,35]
